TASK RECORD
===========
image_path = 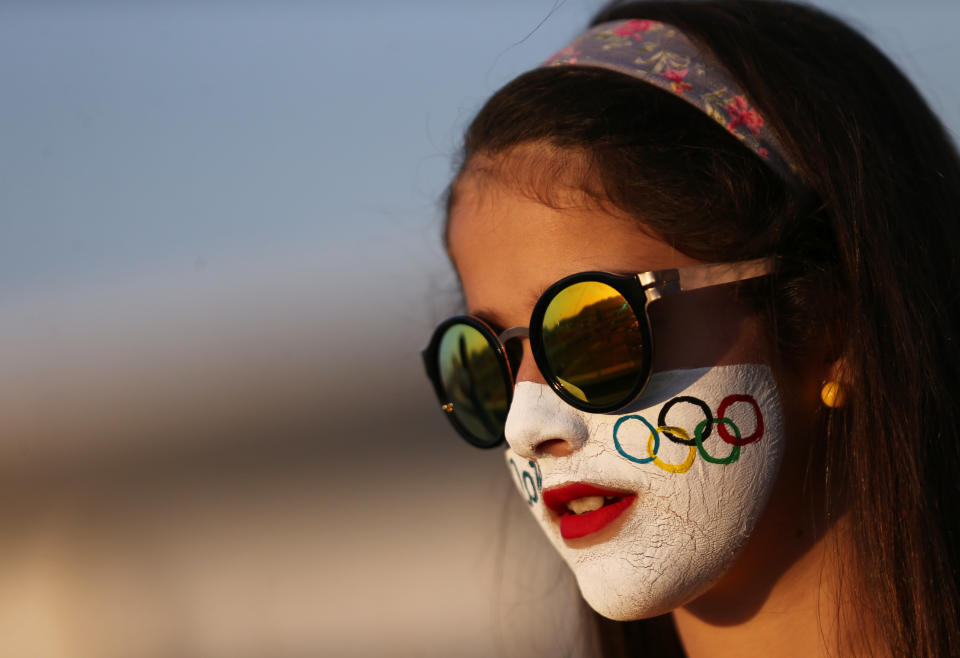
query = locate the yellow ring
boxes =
[647,426,696,474]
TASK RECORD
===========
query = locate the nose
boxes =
[505,380,590,459]
[509,337,547,387]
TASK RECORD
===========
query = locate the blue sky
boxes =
[0,1,957,352]
[3,1,955,301]
[0,1,581,301]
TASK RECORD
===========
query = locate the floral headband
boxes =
[544,19,799,185]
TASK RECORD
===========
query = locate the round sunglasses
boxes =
[422,258,774,448]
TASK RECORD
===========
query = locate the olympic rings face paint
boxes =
[717,394,765,445]
[613,414,658,464]
[503,364,786,621]
[695,418,741,465]
[647,426,696,474]
[612,392,764,472]
[658,396,712,446]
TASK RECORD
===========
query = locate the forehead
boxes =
[447,172,703,327]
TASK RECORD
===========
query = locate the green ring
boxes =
[695,417,741,465]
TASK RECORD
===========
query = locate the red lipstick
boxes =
[542,483,636,540]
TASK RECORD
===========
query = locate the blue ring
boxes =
[613,414,659,464]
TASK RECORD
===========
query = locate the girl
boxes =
[423,2,960,655]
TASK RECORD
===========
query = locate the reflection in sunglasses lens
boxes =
[541,281,647,407]
[437,323,509,444]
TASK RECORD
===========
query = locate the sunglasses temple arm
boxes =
[639,257,776,301]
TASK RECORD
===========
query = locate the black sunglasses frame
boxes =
[422,314,516,448]
[529,270,655,413]
[423,259,775,448]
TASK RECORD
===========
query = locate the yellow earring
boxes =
[820,381,846,408]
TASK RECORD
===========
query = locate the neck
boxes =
[674,530,837,657]
[672,513,879,658]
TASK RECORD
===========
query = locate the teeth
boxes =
[567,496,605,515]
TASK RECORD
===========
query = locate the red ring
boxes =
[716,394,764,446]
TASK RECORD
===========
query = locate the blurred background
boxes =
[1,1,958,656]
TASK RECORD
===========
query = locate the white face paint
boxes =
[504,364,784,620]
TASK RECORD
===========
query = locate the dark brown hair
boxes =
[448,1,960,655]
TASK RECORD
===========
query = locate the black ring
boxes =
[658,395,713,446]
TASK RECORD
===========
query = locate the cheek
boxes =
[648,289,764,371]
[506,455,543,507]
[503,364,786,621]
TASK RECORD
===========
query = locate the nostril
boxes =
[538,438,575,458]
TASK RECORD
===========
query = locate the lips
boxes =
[542,483,637,540]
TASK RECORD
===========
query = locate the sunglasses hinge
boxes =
[637,269,681,302]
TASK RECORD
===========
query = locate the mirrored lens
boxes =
[437,323,510,445]
[541,281,648,407]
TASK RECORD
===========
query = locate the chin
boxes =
[579,580,690,621]
[571,529,752,621]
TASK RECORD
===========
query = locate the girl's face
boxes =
[447,169,799,620]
